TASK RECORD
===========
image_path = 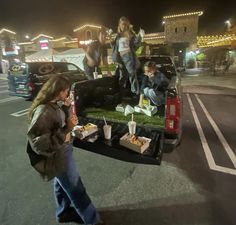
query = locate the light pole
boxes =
[225,20,232,32]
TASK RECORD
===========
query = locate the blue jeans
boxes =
[143,87,165,106]
[54,144,100,225]
[119,52,140,95]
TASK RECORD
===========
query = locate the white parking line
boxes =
[0,85,8,88]
[195,94,236,168]
[0,96,22,104]
[0,90,8,94]
[187,94,236,176]
[11,108,29,117]
[187,94,216,167]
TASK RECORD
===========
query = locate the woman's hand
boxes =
[65,132,71,142]
[139,28,145,39]
[64,96,71,106]
[67,115,79,130]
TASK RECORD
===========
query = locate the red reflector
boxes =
[166,119,174,129]
[28,82,35,90]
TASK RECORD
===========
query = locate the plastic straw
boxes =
[103,116,107,126]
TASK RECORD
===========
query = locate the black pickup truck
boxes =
[72,55,182,165]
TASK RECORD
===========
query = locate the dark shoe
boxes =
[57,207,84,224]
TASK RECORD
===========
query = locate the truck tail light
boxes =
[165,96,181,134]
[28,82,35,91]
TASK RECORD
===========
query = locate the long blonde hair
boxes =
[117,16,135,39]
[28,75,71,121]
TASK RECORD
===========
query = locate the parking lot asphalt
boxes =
[0,72,236,225]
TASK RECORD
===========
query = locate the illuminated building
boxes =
[0,28,19,65]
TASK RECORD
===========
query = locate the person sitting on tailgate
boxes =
[140,61,170,106]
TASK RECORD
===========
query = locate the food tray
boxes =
[119,133,151,154]
[73,123,98,140]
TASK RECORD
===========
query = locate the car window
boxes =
[54,64,67,73]
[29,63,67,75]
[27,62,84,77]
[155,57,173,65]
[67,64,79,71]
[140,57,173,66]
[28,63,56,76]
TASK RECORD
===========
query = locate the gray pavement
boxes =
[181,69,236,95]
[1,70,236,225]
[0,73,7,80]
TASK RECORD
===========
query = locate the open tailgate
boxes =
[71,77,164,165]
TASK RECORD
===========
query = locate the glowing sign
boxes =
[2,47,18,56]
[39,40,49,50]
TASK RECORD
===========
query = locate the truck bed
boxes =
[72,76,165,163]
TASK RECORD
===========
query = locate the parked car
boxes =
[7,62,87,100]
[71,55,182,165]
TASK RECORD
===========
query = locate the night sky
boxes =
[0,0,235,38]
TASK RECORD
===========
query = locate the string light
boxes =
[31,34,54,41]
[144,36,165,40]
[144,33,164,37]
[51,37,67,42]
[64,40,78,44]
[163,11,203,19]
[0,28,16,34]
[18,42,33,45]
[73,24,102,32]
[197,34,236,47]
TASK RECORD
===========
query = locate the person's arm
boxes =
[140,74,148,92]
[132,28,145,50]
[27,106,75,156]
[132,35,142,50]
[85,45,96,67]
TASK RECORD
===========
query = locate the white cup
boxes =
[128,121,136,135]
[103,125,112,139]
[93,71,98,79]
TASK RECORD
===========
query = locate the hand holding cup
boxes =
[64,96,72,106]
[139,28,145,39]
[67,115,78,130]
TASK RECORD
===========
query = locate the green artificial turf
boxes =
[83,105,165,129]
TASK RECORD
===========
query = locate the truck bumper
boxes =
[163,138,179,153]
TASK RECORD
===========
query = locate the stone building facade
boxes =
[164,12,203,46]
